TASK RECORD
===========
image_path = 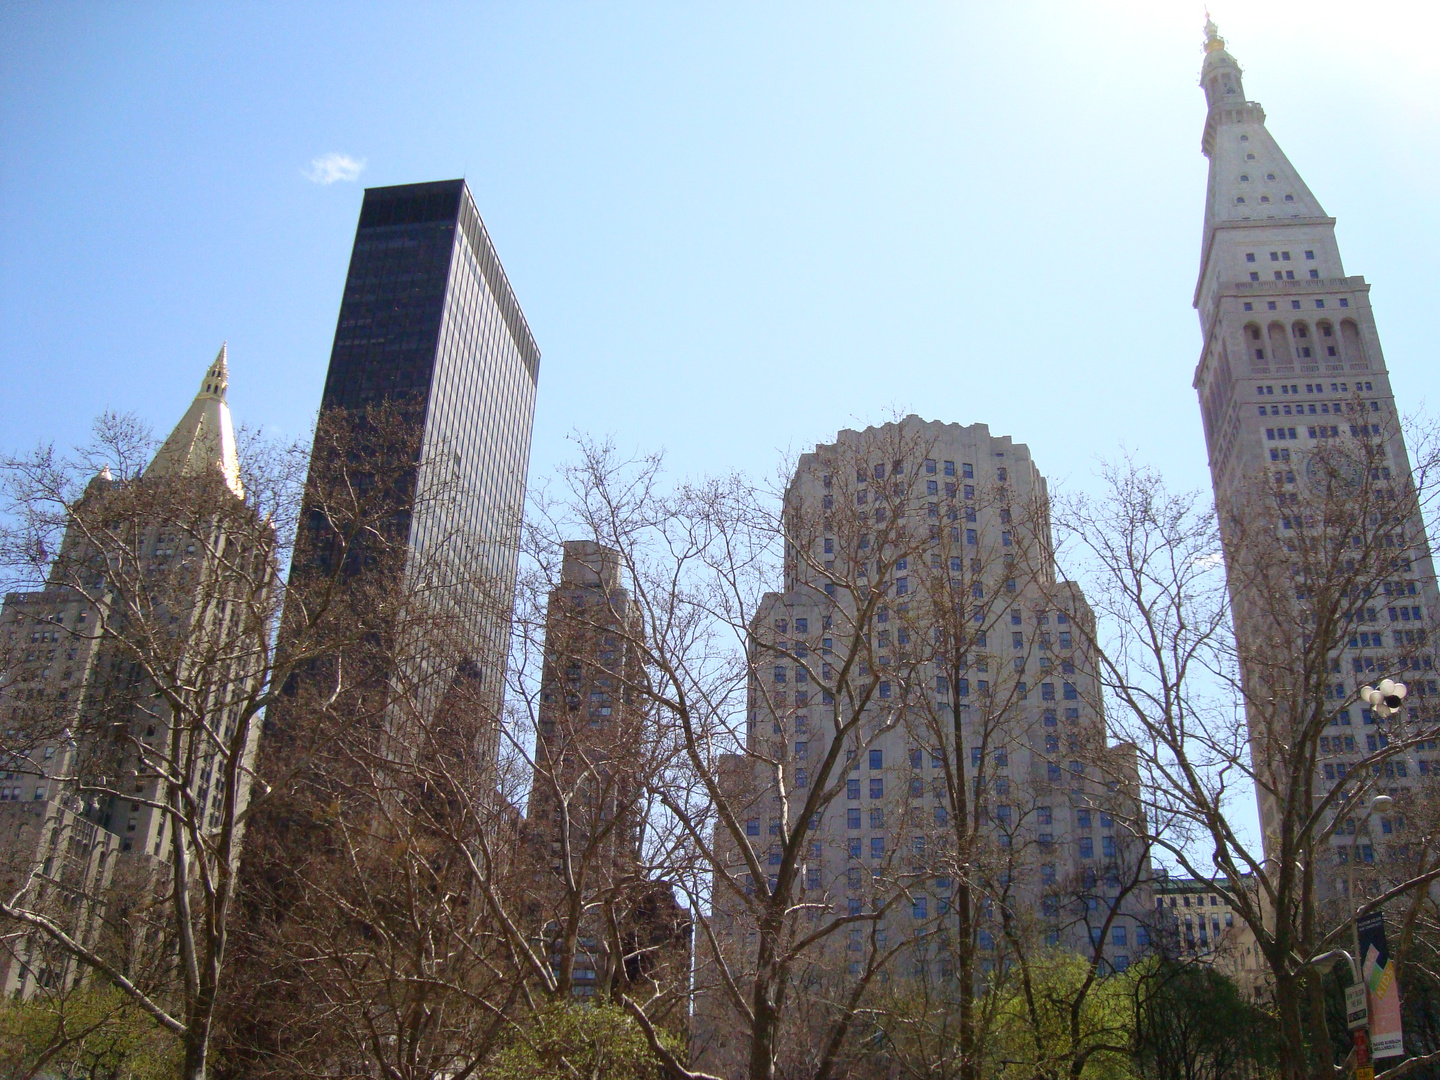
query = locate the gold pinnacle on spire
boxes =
[1203,12,1226,54]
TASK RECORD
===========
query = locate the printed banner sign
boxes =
[1357,911,1404,1059]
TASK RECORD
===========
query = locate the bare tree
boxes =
[215,402,543,1080]
[500,538,694,1026]
[0,409,303,1080]
[1054,410,1440,1080]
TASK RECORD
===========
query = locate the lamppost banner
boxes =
[1357,911,1404,1058]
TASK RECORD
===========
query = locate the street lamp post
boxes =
[1305,790,1400,1080]
[1303,948,1370,1079]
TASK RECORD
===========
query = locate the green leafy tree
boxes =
[988,949,1139,1080]
[480,1004,676,1080]
[0,984,182,1080]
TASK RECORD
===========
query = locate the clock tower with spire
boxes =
[1190,21,1439,885]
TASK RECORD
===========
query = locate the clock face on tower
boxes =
[1304,450,1365,494]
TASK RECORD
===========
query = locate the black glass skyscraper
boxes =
[299,178,540,736]
[325,179,539,626]
[222,182,540,1072]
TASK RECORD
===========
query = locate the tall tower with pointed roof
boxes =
[1190,24,1439,882]
[0,347,275,999]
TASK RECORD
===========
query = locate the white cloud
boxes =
[304,152,366,184]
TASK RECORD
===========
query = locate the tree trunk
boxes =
[1274,975,1310,1080]
[182,1030,209,1080]
[749,968,780,1080]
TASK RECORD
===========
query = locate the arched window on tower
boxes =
[1267,322,1294,371]
[1317,321,1338,366]
[1292,322,1314,365]
[1341,319,1368,371]
[1245,323,1265,368]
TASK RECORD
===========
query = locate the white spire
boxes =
[1198,24,1326,238]
[144,344,243,498]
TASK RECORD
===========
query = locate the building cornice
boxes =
[1193,215,1336,309]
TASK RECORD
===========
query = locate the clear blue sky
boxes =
[2,2,1436,501]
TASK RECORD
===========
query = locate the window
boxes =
[1102,836,1117,857]
[1063,682,1078,700]
[847,808,861,829]
[869,807,884,829]
[925,458,936,474]
[1113,925,1128,946]
[869,749,883,770]
[847,779,860,800]
[1079,837,1094,859]
[848,838,861,859]
[870,837,884,859]
[870,778,884,799]
[746,818,760,836]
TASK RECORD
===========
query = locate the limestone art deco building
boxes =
[1190,24,1439,888]
[699,417,1153,1072]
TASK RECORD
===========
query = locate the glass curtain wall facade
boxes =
[322,179,538,736]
